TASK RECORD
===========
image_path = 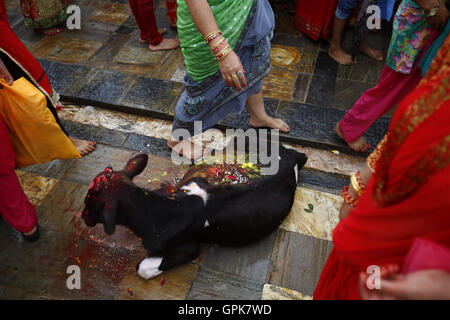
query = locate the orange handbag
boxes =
[0,77,81,168]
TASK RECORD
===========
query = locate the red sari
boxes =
[295,0,338,40]
[0,117,37,233]
[314,37,450,299]
[0,0,56,105]
[0,0,50,233]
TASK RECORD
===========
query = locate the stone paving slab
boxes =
[35,180,89,234]
[187,267,263,300]
[14,171,58,207]
[280,187,341,241]
[262,283,312,300]
[0,226,75,295]
[199,232,277,284]
[22,158,75,181]
[43,240,138,300]
[269,230,333,297]
[114,263,199,300]
[276,101,390,155]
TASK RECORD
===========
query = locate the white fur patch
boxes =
[137,257,163,280]
[181,182,208,205]
[204,219,210,228]
[294,164,299,183]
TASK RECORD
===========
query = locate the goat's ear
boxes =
[101,200,118,235]
[123,154,148,179]
[295,152,308,169]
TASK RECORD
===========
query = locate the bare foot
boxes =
[328,46,356,65]
[250,116,290,133]
[168,139,205,161]
[69,137,96,156]
[360,43,384,61]
[149,37,180,51]
[34,27,63,36]
[334,122,371,152]
[139,28,168,43]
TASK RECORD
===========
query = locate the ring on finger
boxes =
[237,71,244,77]
[231,74,238,80]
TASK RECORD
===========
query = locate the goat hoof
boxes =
[136,257,163,279]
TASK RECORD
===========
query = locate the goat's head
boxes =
[81,154,149,234]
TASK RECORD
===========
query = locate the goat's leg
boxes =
[136,240,200,280]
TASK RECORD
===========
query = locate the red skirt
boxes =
[0,0,54,100]
[295,0,338,40]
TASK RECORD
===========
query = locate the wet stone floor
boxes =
[1,0,391,300]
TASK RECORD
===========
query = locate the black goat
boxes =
[82,145,307,279]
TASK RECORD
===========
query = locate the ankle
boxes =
[250,113,269,123]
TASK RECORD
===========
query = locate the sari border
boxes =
[372,57,450,207]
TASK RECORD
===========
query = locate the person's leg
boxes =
[0,170,39,237]
[328,0,359,65]
[246,89,290,133]
[136,0,163,45]
[335,29,440,152]
[360,38,384,61]
[166,0,177,28]
[136,0,180,51]
[129,0,151,42]
[335,65,422,152]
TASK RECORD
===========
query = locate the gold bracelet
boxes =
[350,174,362,196]
[204,30,222,43]
[216,46,232,61]
[215,45,230,56]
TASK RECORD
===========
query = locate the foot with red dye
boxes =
[334,122,371,152]
[69,137,96,156]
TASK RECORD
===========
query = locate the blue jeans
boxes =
[335,0,360,20]
[336,0,396,21]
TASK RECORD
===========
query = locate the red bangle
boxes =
[215,46,232,61]
[205,31,223,44]
[341,186,359,207]
[350,171,366,197]
[211,38,229,56]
